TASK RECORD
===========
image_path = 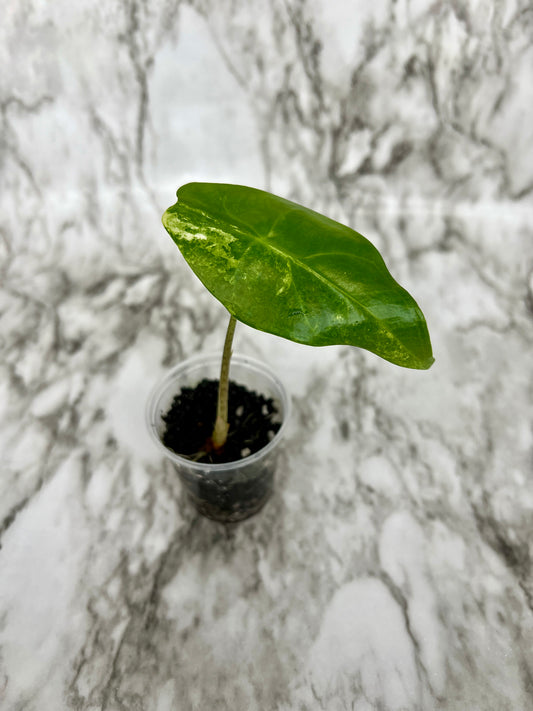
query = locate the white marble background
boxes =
[1,1,533,709]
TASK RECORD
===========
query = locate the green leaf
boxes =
[162,183,434,369]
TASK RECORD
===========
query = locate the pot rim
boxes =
[146,352,291,471]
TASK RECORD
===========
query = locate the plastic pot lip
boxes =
[146,352,291,472]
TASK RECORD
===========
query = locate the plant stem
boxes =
[211,313,237,450]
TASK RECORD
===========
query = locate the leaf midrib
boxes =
[180,203,419,360]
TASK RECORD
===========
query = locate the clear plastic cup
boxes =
[146,353,291,522]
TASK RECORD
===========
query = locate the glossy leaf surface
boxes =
[162,183,434,369]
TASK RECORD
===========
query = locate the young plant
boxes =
[162,182,433,452]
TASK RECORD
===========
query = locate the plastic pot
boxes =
[146,353,291,522]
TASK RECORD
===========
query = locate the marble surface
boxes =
[1,1,533,709]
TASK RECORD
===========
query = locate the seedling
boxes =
[162,183,433,452]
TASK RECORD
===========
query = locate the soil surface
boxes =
[162,379,281,464]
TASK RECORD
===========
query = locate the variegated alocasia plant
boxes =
[162,182,434,450]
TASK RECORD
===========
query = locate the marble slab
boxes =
[1,1,532,709]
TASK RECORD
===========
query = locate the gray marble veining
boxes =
[1,1,533,709]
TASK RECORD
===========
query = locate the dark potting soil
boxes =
[162,379,281,464]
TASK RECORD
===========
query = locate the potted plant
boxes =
[147,182,433,522]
